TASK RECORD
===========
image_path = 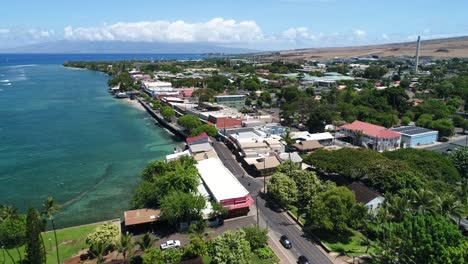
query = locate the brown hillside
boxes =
[257,36,468,61]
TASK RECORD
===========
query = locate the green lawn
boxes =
[316,228,374,257]
[202,247,279,264]
[3,222,107,264]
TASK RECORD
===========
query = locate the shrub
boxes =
[255,246,275,260]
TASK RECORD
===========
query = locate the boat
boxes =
[115,92,128,99]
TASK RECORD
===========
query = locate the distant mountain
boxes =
[1,40,257,54]
[257,36,468,61]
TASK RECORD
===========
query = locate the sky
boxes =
[1,0,467,51]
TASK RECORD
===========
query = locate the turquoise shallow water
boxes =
[0,64,178,227]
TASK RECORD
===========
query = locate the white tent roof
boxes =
[196,158,249,202]
[290,131,334,141]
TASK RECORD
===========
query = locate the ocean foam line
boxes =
[0,79,9,82]
[7,64,38,68]
[2,83,11,86]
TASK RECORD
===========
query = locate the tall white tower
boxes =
[414,36,421,73]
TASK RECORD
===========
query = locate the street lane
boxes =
[212,140,333,264]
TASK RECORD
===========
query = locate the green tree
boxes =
[161,106,176,120]
[86,223,119,254]
[142,247,164,264]
[41,197,60,264]
[163,248,183,264]
[267,172,298,208]
[306,186,360,233]
[449,146,468,180]
[383,148,461,184]
[429,118,455,138]
[363,66,388,79]
[242,225,268,250]
[209,230,251,264]
[184,236,208,259]
[137,233,156,252]
[191,124,218,137]
[25,207,46,264]
[410,188,438,215]
[292,170,335,216]
[0,206,26,261]
[116,233,133,261]
[375,214,468,264]
[160,191,206,225]
[415,113,433,127]
[177,115,202,131]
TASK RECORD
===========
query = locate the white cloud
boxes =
[63,18,264,44]
[354,29,367,37]
[381,33,389,40]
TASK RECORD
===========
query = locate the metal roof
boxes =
[390,126,437,136]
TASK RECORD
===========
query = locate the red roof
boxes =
[215,117,242,129]
[340,120,400,139]
[186,132,208,144]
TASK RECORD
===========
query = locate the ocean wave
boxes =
[0,79,9,82]
[7,64,38,68]
[2,83,11,86]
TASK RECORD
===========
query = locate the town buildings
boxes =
[214,95,246,110]
[340,120,401,151]
[390,126,439,147]
[196,158,254,217]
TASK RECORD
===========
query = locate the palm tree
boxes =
[137,233,156,252]
[1,206,23,262]
[436,195,465,224]
[410,189,437,215]
[188,221,209,240]
[116,233,133,261]
[387,195,410,222]
[89,242,107,264]
[41,197,60,264]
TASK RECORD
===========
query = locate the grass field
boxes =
[3,221,108,264]
[317,229,374,257]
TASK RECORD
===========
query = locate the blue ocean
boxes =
[0,54,193,227]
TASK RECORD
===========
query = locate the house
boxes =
[340,121,401,151]
[390,126,438,147]
[347,182,384,212]
[196,158,254,217]
[290,131,334,146]
[186,132,209,145]
[165,150,191,162]
[293,140,324,153]
[124,208,160,232]
[278,152,303,165]
[245,155,281,176]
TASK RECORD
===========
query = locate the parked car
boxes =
[280,235,292,249]
[298,255,311,264]
[160,240,181,250]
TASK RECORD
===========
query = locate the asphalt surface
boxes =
[420,135,467,153]
[212,141,333,264]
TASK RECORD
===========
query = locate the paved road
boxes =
[213,141,333,264]
[421,135,467,153]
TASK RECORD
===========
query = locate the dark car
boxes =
[298,255,311,264]
[280,235,292,249]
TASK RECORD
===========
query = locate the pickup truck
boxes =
[160,240,181,250]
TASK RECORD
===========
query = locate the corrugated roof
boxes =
[196,158,249,202]
[293,140,324,150]
[340,121,401,139]
[253,156,281,170]
[186,132,208,144]
[124,208,160,226]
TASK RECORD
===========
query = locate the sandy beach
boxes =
[120,98,146,111]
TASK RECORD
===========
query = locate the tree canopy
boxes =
[160,191,206,225]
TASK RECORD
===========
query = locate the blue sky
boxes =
[1,0,467,50]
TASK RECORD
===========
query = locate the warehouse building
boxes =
[390,126,438,147]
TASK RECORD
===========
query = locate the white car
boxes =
[160,240,181,250]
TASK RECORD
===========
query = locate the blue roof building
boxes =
[390,126,438,148]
